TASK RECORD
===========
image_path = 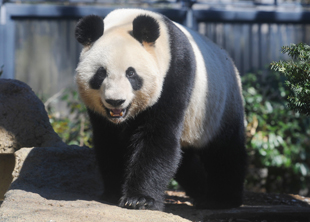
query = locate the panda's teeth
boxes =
[109,110,125,117]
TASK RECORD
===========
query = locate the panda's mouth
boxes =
[103,104,131,119]
[108,108,127,118]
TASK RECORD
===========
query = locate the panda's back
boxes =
[176,24,244,149]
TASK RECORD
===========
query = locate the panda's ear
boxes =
[132,15,160,44]
[75,15,104,46]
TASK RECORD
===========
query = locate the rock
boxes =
[0,146,189,222]
[1,189,188,222]
[9,146,103,198]
[0,79,65,153]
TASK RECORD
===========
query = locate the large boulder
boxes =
[0,79,65,153]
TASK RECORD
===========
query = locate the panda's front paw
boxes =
[119,195,155,210]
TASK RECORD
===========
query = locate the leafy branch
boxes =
[271,43,310,116]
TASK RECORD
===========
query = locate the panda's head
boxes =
[75,10,170,124]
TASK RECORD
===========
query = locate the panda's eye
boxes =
[126,68,136,78]
[97,67,107,77]
[125,67,143,91]
[89,67,107,89]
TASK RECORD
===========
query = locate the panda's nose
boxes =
[105,99,125,107]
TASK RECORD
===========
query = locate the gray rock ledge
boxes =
[0,147,189,222]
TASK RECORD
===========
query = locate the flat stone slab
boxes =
[1,190,188,222]
[0,146,189,222]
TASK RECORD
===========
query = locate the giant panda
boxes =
[75,8,247,211]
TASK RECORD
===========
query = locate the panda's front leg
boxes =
[119,126,182,211]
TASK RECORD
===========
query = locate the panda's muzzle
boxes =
[103,99,127,118]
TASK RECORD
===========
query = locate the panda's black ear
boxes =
[132,15,160,44]
[75,15,104,46]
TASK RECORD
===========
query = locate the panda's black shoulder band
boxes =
[75,15,104,46]
[132,15,160,44]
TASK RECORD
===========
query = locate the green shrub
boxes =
[271,43,310,116]
[46,89,92,147]
[243,70,310,194]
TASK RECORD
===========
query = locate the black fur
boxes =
[126,67,143,91]
[88,109,127,204]
[89,67,107,90]
[75,15,104,46]
[175,117,247,209]
[132,15,160,43]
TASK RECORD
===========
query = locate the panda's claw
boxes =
[119,195,155,210]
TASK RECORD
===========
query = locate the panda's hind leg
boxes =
[176,125,247,209]
[196,127,247,209]
[174,149,208,201]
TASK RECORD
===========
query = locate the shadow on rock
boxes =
[9,146,104,202]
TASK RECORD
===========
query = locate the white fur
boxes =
[76,9,171,123]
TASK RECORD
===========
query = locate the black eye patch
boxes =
[126,67,143,91]
[89,67,107,89]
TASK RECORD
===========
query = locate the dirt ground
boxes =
[164,190,310,221]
